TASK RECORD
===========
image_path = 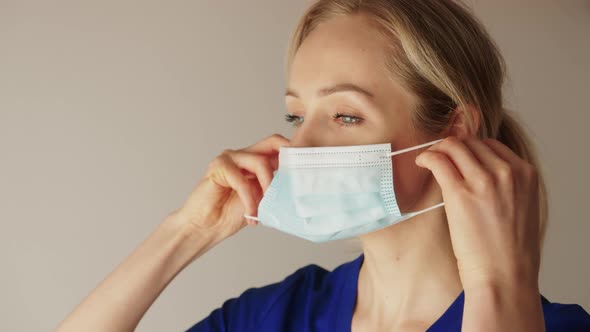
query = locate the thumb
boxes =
[415,150,463,193]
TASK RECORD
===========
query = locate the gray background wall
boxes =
[1,0,588,331]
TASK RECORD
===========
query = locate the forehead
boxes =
[288,13,392,95]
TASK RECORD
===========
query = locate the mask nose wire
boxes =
[384,138,444,157]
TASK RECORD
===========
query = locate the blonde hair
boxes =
[286,0,548,245]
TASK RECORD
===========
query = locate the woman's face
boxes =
[286,13,439,212]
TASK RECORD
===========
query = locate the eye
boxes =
[333,112,364,127]
[284,114,304,127]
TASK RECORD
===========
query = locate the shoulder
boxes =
[235,262,331,323]
[187,256,361,332]
[541,295,590,332]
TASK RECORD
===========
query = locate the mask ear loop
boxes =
[406,201,446,217]
[384,138,444,157]
[383,138,446,213]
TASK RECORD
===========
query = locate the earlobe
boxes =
[445,104,481,138]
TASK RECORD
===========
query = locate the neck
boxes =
[355,182,463,327]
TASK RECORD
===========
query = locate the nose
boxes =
[288,118,324,148]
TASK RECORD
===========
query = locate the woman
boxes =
[57,0,590,331]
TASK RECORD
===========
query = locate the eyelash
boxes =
[284,113,364,127]
[284,114,304,126]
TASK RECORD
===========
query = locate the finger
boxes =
[483,138,538,190]
[213,155,257,216]
[245,177,262,226]
[268,154,280,171]
[427,137,489,182]
[226,150,274,192]
[463,138,512,179]
[415,150,464,192]
[482,138,523,166]
[244,134,290,155]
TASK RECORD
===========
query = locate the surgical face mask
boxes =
[244,139,445,243]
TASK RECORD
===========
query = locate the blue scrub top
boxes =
[187,254,590,331]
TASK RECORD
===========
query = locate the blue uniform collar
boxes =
[336,254,465,332]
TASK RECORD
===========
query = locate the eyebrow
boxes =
[285,83,375,99]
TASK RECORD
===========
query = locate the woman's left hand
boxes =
[415,136,545,331]
[415,136,541,292]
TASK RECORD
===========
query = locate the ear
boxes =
[445,104,481,138]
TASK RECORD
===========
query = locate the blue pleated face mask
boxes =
[244,139,445,242]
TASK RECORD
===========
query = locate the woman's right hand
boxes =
[56,136,289,332]
[55,135,288,332]
[169,134,290,243]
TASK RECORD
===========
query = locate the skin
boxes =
[56,12,545,332]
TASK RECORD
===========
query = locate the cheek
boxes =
[391,152,432,213]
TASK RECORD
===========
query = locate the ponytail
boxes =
[497,109,549,246]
